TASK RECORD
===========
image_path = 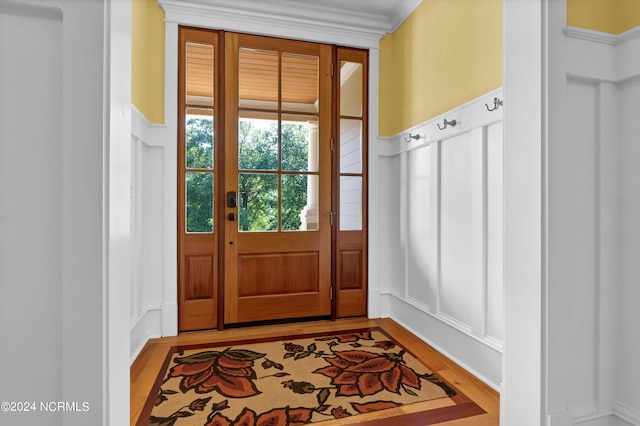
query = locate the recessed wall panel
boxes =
[486,122,504,342]
[379,156,404,296]
[560,79,597,410]
[407,145,435,308]
[440,130,483,330]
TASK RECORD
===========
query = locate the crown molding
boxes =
[389,0,422,32]
[564,25,640,46]
[159,0,421,48]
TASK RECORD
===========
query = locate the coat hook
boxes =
[437,119,457,130]
[404,133,421,143]
[485,97,503,112]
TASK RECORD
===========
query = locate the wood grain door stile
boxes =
[223,33,333,325]
[178,28,222,331]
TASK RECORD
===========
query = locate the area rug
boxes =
[139,329,460,426]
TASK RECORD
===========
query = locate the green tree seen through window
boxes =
[185,116,313,233]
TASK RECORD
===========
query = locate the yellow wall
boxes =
[567,0,640,34]
[378,0,502,137]
[132,0,165,124]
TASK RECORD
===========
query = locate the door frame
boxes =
[159,11,382,336]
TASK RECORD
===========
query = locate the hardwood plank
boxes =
[131,318,498,425]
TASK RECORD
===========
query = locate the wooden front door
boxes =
[223,33,332,324]
[178,28,367,331]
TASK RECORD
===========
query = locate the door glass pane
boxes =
[340,119,362,174]
[186,172,213,233]
[281,114,318,172]
[239,48,278,110]
[340,176,362,231]
[282,174,318,231]
[186,42,214,107]
[282,53,318,113]
[185,108,213,169]
[239,173,278,232]
[340,61,362,117]
[238,113,278,171]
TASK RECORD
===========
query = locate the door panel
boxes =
[335,48,368,318]
[224,33,332,325]
[178,28,220,331]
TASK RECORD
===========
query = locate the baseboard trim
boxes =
[384,294,502,391]
[613,402,640,426]
[130,305,163,364]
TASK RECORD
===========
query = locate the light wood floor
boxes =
[131,318,499,425]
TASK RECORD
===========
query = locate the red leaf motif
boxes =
[333,371,358,385]
[357,373,384,396]
[380,365,402,393]
[324,356,352,369]
[288,407,314,424]
[217,366,255,378]
[204,413,232,426]
[345,357,394,373]
[234,407,258,425]
[170,360,215,378]
[334,350,378,363]
[335,384,360,397]
[211,399,229,412]
[331,406,352,419]
[255,408,287,426]
[189,396,211,411]
[217,355,254,369]
[312,365,341,378]
[400,365,421,389]
[351,400,400,414]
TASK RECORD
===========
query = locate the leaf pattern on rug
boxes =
[310,349,421,397]
[145,330,456,425]
[204,406,315,426]
[168,349,265,397]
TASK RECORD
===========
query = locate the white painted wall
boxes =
[545,1,640,424]
[0,7,63,424]
[617,74,640,425]
[0,1,131,424]
[377,89,505,390]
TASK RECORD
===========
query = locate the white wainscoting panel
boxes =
[378,155,405,299]
[545,15,640,425]
[130,107,168,362]
[378,88,504,389]
[556,78,598,413]
[406,144,438,308]
[485,121,504,344]
[440,128,484,334]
